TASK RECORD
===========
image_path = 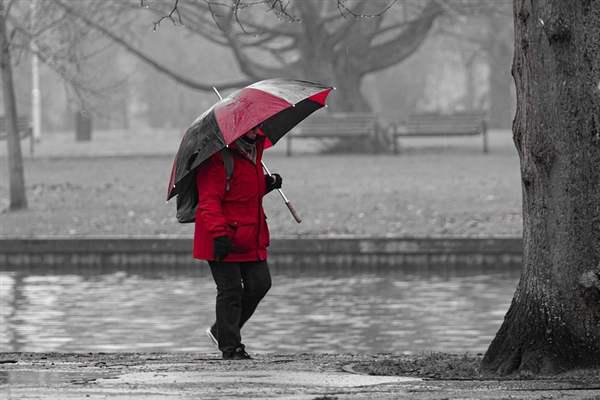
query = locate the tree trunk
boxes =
[331,71,371,112]
[0,0,27,210]
[482,0,600,375]
[294,36,371,113]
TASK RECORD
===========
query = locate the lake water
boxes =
[0,266,519,354]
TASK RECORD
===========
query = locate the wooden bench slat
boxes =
[287,112,379,155]
[404,129,482,134]
[0,130,32,140]
[0,116,31,132]
[409,116,484,121]
[393,112,488,154]
[404,124,483,130]
[0,116,33,147]
[406,123,483,128]
[397,131,481,137]
[407,119,484,124]
[295,132,371,138]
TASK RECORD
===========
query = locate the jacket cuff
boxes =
[210,226,229,239]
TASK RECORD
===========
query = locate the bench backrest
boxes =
[298,112,378,137]
[0,115,32,138]
[406,112,486,135]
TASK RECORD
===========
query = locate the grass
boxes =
[0,129,523,238]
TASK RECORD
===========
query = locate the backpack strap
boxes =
[221,148,234,192]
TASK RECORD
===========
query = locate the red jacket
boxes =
[193,140,270,262]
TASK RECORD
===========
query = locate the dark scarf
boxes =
[234,136,257,164]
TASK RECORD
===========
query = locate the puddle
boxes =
[0,269,519,354]
[108,370,420,388]
[0,370,111,386]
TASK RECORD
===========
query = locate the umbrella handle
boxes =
[261,160,302,224]
[212,86,223,100]
[284,198,302,224]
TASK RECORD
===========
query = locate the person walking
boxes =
[193,126,282,360]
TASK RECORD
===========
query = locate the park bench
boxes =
[0,115,33,156]
[392,112,488,154]
[286,112,379,156]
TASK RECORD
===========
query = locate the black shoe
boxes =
[222,347,252,360]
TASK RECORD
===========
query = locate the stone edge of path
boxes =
[0,236,522,269]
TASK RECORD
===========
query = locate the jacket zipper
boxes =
[255,154,262,259]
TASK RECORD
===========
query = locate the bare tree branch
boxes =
[207,1,297,79]
[151,0,182,30]
[52,0,251,91]
[336,0,397,19]
[103,0,498,112]
[359,1,443,73]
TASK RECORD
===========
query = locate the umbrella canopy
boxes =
[167,78,333,201]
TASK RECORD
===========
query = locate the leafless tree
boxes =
[0,0,26,210]
[141,0,446,112]
[437,9,513,128]
[53,0,252,92]
[482,0,600,374]
[57,1,506,112]
[2,0,130,210]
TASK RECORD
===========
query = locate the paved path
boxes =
[2,353,600,399]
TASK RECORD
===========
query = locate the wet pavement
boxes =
[1,353,600,399]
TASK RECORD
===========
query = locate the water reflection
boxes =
[0,267,519,354]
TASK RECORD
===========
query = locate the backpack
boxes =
[176,148,234,223]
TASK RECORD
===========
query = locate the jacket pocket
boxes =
[228,222,258,253]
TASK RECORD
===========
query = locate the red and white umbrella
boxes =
[167,78,333,222]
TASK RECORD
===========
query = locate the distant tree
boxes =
[482,0,600,374]
[53,0,251,93]
[2,0,127,209]
[437,8,513,127]
[143,0,446,112]
[0,0,26,210]
[56,1,507,113]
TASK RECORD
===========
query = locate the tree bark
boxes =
[482,0,600,375]
[0,0,27,210]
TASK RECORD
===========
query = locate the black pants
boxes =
[208,260,271,354]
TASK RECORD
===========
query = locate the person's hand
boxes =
[265,173,283,193]
[213,236,232,260]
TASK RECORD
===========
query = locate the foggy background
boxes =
[0,1,520,355]
[3,1,513,137]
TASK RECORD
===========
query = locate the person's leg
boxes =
[239,260,272,329]
[208,261,244,354]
